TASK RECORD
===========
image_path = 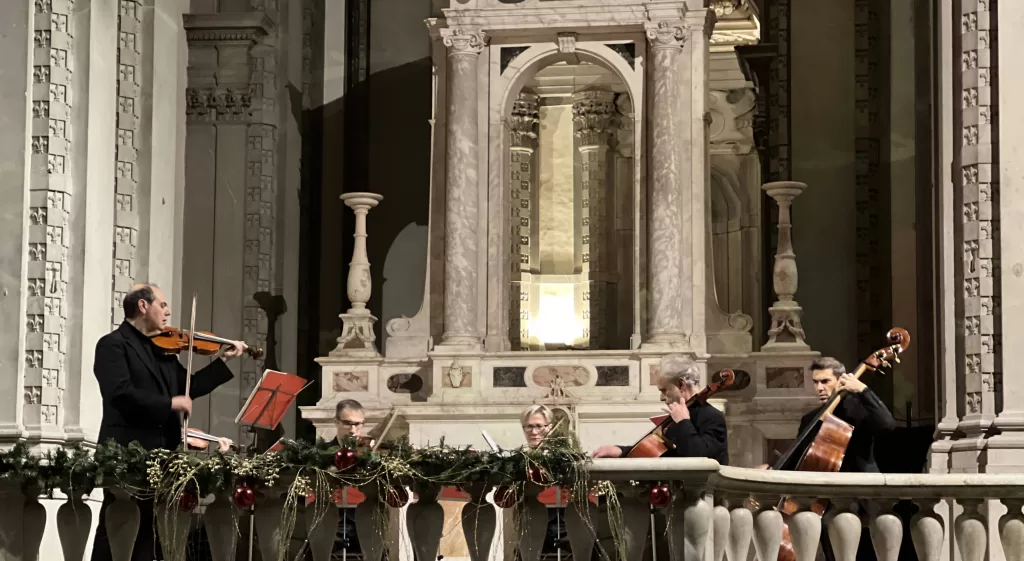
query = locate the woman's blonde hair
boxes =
[520,404,553,426]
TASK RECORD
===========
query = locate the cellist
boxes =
[591,354,728,464]
[764,357,896,561]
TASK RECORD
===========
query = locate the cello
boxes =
[769,327,911,561]
[626,368,749,458]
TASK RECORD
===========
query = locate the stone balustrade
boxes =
[6,460,1023,561]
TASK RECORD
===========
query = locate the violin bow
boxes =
[181,293,198,449]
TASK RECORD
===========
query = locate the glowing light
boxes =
[529,283,583,345]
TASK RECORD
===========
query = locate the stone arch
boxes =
[487,39,644,350]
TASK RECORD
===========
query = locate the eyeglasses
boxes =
[523,424,549,432]
[337,420,364,427]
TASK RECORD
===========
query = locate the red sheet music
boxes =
[234,369,307,430]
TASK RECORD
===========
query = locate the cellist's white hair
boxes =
[658,354,700,389]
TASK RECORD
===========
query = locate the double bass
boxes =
[770,327,911,561]
[626,368,749,458]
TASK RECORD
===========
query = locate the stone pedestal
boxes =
[332,192,383,358]
[761,181,810,352]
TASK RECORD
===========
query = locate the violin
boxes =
[184,428,237,453]
[151,326,264,359]
[626,368,748,458]
[770,327,910,561]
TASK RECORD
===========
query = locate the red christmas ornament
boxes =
[178,491,198,512]
[385,486,409,508]
[233,484,255,509]
[493,486,517,509]
[527,465,549,484]
[334,448,357,471]
[648,483,672,508]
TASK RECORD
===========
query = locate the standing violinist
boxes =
[591,354,728,463]
[91,283,247,561]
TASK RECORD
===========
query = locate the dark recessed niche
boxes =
[386,373,424,394]
[596,366,630,386]
[493,366,528,387]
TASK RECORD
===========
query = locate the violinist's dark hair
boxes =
[123,284,159,319]
[810,357,847,377]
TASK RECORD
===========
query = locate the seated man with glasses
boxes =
[332,399,365,558]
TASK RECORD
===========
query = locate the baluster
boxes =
[565,493,599,561]
[104,488,141,561]
[0,481,26,561]
[827,503,863,561]
[909,499,944,561]
[619,487,653,561]
[785,498,821,561]
[154,501,192,561]
[304,493,340,561]
[517,484,548,561]
[23,491,46,561]
[253,488,287,561]
[751,500,784,561]
[669,488,712,561]
[725,499,753,561]
[355,484,388,561]
[461,483,497,561]
[954,499,988,561]
[204,494,239,561]
[868,501,903,561]
[999,499,1023,561]
[56,492,93,561]
[407,483,443,561]
[713,502,731,561]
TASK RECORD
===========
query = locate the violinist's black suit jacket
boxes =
[618,401,729,465]
[797,389,895,473]
[94,321,234,450]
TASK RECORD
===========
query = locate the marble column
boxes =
[573,90,616,350]
[508,92,538,351]
[439,27,486,349]
[643,20,688,348]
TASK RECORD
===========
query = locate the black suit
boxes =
[91,320,235,561]
[799,389,895,561]
[617,401,730,465]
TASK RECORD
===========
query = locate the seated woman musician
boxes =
[591,354,728,463]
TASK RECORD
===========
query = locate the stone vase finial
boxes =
[761,181,810,351]
[331,192,383,357]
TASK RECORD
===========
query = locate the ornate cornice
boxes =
[708,0,761,52]
[440,27,487,56]
[186,86,255,122]
[183,13,276,45]
[645,20,687,50]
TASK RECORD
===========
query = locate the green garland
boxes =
[0,435,594,500]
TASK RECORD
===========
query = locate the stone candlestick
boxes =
[762,181,810,351]
[332,192,383,357]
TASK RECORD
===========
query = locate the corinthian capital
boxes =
[645,20,687,49]
[572,90,617,147]
[441,27,487,56]
[509,92,539,148]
